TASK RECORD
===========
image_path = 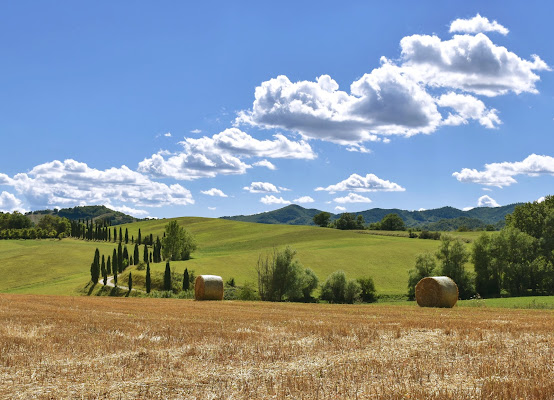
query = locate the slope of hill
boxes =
[221,204,520,229]
[26,205,139,225]
[1,217,468,296]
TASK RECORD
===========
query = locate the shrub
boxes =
[357,277,377,303]
[321,271,347,303]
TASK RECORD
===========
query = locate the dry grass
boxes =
[1,294,552,399]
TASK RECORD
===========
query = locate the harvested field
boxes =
[1,294,553,399]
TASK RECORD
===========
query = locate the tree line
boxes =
[0,212,71,239]
[409,196,554,299]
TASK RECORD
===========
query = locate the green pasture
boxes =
[0,217,481,296]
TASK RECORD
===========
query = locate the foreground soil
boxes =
[1,295,552,399]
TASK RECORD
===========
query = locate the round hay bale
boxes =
[195,275,224,301]
[415,276,458,308]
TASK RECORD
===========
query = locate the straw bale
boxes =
[195,275,224,301]
[415,276,458,308]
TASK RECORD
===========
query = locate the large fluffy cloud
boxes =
[0,191,26,213]
[401,33,549,96]
[1,159,194,209]
[138,128,315,180]
[453,154,554,187]
[316,173,405,193]
[449,14,509,35]
[236,15,548,146]
[237,65,442,143]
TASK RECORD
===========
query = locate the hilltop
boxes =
[26,205,140,225]
[221,203,520,230]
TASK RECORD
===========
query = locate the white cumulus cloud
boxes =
[105,204,149,217]
[333,193,372,204]
[260,195,291,205]
[294,196,315,204]
[316,173,405,193]
[453,154,554,187]
[138,128,315,180]
[253,160,276,170]
[0,191,26,213]
[1,159,194,210]
[450,14,509,35]
[400,32,549,97]
[335,206,347,211]
[201,188,228,197]
[244,182,280,193]
[477,195,500,207]
[164,132,172,137]
[437,92,500,128]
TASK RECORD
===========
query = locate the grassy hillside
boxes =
[0,217,472,297]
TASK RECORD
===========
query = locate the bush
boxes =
[357,277,377,303]
[321,271,347,303]
[256,247,315,302]
[237,282,259,301]
[345,280,362,304]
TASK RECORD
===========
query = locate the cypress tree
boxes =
[123,246,129,262]
[108,227,111,242]
[183,268,189,291]
[101,255,106,278]
[143,244,148,264]
[91,248,100,284]
[129,256,133,266]
[128,272,133,292]
[112,249,117,274]
[101,261,107,286]
[138,229,142,245]
[114,227,117,242]
[134,243,139,265]
[119,227,122,243]
[117,243,123,273]
[125,228,129,244]
[107,255,111,275]
[113,267,118,287]
[149,251,153,263]
[163,261,172,291]
[145,260,151,294]
[150,233,153,246]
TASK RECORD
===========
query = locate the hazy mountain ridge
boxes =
[221,203,521,230]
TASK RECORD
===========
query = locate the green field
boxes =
[1,217,459,296]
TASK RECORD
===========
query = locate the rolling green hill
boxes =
[0,217,469,297]
[222,203,520,229]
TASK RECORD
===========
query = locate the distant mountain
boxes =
[221,203,521,230]
[26,205,140,225]
[221,204,323,225]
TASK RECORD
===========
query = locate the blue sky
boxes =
[1,1,553,218]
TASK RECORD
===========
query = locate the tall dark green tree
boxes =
[124,228,129,244]
[113,267,118,287]
[183,268,190,291]
[117,243,123,273]
[119,227,122,243]
[112,249,118,274]
[107,255,111,275]
[114,227,117,242]
[138,229,142,245]
[145,260,151,294]
[163,261,172,291]
[128,272,133,291]
[90,248,100,284]
[133,243,139,266]
[143,244,148,264]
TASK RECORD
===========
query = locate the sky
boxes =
[0,1,553,218]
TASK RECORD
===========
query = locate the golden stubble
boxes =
[0,294,552,399]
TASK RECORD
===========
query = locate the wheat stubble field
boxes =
[1,294,552,399]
